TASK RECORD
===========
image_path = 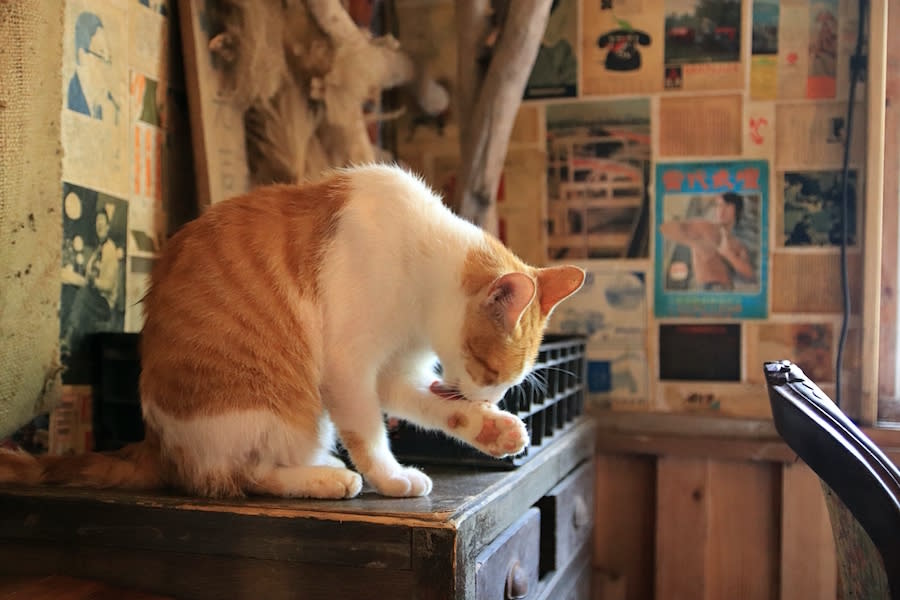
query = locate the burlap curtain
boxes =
[0,1,65,438]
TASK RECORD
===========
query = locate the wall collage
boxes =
[22,0,865,455]
[23,0,190,454]
[392,0,867,418]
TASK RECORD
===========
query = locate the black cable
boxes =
[835,0,868,409]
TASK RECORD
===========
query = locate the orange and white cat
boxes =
[0,165,584,499]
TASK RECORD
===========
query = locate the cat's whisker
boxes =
[544,366,577,378]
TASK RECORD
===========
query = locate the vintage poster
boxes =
[662,0,744,92]
[742,101,775,159]
[60,183,129,383]
[780,169,859,247]
[62,1,131,199]
[524,0,578,99]
[749,0,778,99]
[658,323,741,381]
[777,0,839,99]
[775,102,865,168]
[58,0,179,381]
[545,99,651,261]
[581,0,665,96]
[130,72,166,205]
[654,160,769,319]
[129,0,169,77]
[658,94,742,157]
[745,321,835,384]
[547,263,649,408]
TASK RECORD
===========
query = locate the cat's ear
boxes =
[536,266,585,316]
[483,272,537,332]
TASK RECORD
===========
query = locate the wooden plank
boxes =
[596,432,795,464]
[0,541,417,600]
[705,461,779,600]
[593,455,655,600]
[592,411,778,438]
[593,569,627,600]
[878,0,900,412]
[780,463,838,600]
[178,0,250,208]
[655,457,709,600]
[593,411,900,464]
[862,0,889,425]
[0,494,412,570]
[0,575,172,600]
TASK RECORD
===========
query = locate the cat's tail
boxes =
[0,433,164,491]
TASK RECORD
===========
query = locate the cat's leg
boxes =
[324,375,432,497]
[312,453,348,469]
[380,377,529,458]
[248,464,362,499]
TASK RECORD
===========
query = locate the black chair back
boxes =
[765,360,900,600]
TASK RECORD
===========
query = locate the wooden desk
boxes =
[0,419,595,600]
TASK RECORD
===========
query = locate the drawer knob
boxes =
[573,495,590,530]
[506,561,529,599]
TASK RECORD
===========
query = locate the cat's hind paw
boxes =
[475,412,529,458]
[369,466,433,497]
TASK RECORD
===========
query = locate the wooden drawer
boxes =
[475,507,541,600]
[536,460,595,576]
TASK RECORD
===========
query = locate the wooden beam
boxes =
[779,464,838,600]
[862,0,888,425]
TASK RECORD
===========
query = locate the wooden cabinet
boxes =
[0,419,595,600]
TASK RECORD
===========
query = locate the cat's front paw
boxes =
[369,466,433,497]
[474,411,529,458]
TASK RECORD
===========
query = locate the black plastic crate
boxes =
[389,334,587,469]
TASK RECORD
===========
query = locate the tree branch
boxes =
[454,0,553,232]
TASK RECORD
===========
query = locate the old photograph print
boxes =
[664,0,741,65]
[60,182,129,382]
[545,99,651,260]
[783,169,857,247]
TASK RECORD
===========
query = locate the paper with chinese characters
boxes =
[654,160,770,318]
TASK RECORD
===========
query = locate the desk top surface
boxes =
[0,419,596,528]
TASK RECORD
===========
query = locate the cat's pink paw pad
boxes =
[476,413,528,458]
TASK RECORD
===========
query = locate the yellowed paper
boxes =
[775,102,866,168]
[659,95,742,157]
[743,101,775,159]
[770,252,862,313]
[661,0,745,92]
[657,382,773,419]
[581,0,665,96]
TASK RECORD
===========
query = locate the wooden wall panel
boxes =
[780,464,838,599]
[654,457,709,600]
[593,455,656,600]
[593,451,843,600]
[705,461,780,600]
[878,0,900,407]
